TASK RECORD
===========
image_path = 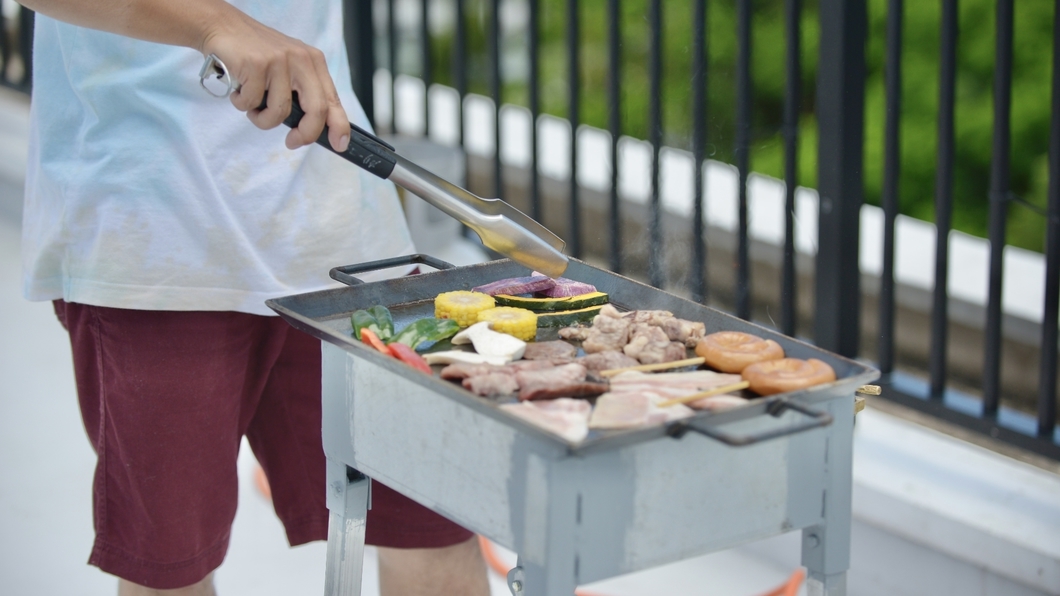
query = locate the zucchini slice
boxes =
[536,304,606,327]
[493,291,609,313]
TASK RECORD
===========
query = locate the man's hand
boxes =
[17,0,351,152]
[199,10,351,152]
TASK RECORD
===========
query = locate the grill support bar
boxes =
[324,460,370,596]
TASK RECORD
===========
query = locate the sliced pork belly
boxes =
[520,381,609,401]
[440,359,555,381]
[689,394,750,412]
[441,362,507,380]
[515,363,590,401]
[501,398,592,443]
[462,372,519,397]
[609,370,746,409]
[588,391,694,429]
[508,359,563,373]
[522,340,578,363]
[608,370,743,391]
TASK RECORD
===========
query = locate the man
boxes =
[18,0,489,594]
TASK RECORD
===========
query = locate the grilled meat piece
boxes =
[660,317,706,348]
[582,313,632,353]
[441,362,506,380]
[689,394,749,411]
[576,350,640,373]
[515,363,588,401]
[440,359,555,381]
[588,391,694,429]
[623,309,674,326]
[565,304,705,352]
[608,370,746,407]
[558,326,592,341]
[501,398,592,443]
[623,325,687,364]
[462,372,519,397]
[519,381,609,402]
[608,370,743,392]
[522,340,578,363]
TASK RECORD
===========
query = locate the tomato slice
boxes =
[360,328,393,356]
[388,342,433,374]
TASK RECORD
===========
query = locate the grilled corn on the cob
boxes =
[478,307,538,341]
[435,291,496,327]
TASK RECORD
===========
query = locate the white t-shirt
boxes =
[22,3,416,315]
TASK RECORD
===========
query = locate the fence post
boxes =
[814,0,867,357]
[345,0,376,128]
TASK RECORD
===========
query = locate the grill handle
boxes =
[676,399,834,446]
[330,254,456,286]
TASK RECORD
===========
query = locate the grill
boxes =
[267,255,879,596]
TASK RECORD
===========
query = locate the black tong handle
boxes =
[258,92,397,179]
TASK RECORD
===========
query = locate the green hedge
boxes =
[420,0,1053,253]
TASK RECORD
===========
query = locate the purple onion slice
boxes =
[532,275,598,297]
[472,275,556,296]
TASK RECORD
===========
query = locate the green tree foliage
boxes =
[423,0,1052,252]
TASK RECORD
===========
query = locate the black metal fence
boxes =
[0,4,32,92]
[3,0,1058,461]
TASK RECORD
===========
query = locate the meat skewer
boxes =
[656,381,751,408]
[598,357,706,377]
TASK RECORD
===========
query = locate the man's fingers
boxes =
[326,104,351,153]
[311,51,350,152]
[203,29,349,150]
[249,83,293,131]
[283,80,326,149]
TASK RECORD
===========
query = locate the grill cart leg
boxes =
[515,560,579,596]
[801,396,855,596]
[506,562,525,595]
[324,459,370,596]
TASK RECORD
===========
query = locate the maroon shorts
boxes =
[54,301,473,590]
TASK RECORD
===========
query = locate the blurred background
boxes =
[1,0,1058,594]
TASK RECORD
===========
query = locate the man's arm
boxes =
[18,0,351,151]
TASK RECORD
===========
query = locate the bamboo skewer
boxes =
[657,380,751,408]
[598,357,706,378]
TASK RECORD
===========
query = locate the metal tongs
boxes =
[200,55,569,278]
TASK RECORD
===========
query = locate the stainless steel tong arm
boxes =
[394,154,569,243]
[255,92,569,278]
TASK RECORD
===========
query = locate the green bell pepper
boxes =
[350,305,394,341]
[389,317,461,350]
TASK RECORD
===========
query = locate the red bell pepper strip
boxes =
[388,342,433,374]
[360,328,393,356]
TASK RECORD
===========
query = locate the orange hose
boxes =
[253,465,272,501]
[756,567,806,596]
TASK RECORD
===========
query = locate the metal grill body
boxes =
[269,257,878,596]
